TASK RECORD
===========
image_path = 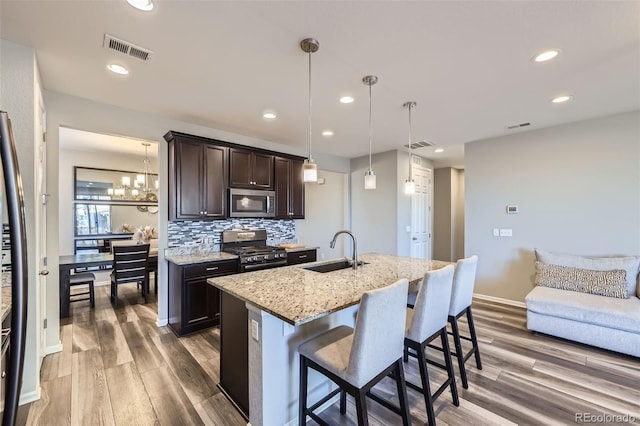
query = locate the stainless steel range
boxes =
[222,229,287,272]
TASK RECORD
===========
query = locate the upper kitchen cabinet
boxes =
[229,149,274,190]
[274,157,305,219]
[166,133,228,220]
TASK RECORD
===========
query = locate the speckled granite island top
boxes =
[165,251,238,265]
[208,253,451,326]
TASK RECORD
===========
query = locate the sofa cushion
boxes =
[525,286,640,334]
[535,262,628,299]
[535,249,640,298]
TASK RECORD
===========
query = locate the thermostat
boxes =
[506,205,518,214]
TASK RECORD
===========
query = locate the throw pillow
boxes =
[535,249,640,298]
[535,262,628,299]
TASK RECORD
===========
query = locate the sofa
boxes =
[525,249,640,358]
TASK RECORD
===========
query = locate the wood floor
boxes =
[16,285,640,425]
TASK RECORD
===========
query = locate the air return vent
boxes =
[403,140,434,149]
[103,34,153,61]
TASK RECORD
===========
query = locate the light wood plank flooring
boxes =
[17,284,640,425]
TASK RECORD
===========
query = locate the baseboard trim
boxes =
[45,342,63,355]
[19,387,41,405]
[156,318,168,327]
[473,293,526,309]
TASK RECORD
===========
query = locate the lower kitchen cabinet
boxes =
[168,259,238,336]
[286,248,317,265]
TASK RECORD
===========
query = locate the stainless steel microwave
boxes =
[229,188,276,218]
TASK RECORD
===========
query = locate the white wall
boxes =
[465,111,640,302]
[58,148,159,254]
[433,167,465,261]
[296,170,349,260]
[0,39,42,403]
[44,90,351,336]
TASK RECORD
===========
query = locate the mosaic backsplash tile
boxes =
[166,218,296,249]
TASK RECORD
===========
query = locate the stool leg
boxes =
[440,328,459,406]
[340,389,347,415]
[467,307,482,370]
[417,342,436,426]
[298,355,308,426]
[449,315,468,389]
[394,359,411,426]
[355,389,369,426]
[89,281,95,308]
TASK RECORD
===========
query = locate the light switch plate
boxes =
[499,228,513,237]
[493,228,500,237]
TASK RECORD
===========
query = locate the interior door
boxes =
[411,160,432,259]
[36,92,47,365]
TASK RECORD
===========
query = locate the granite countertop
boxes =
[208,253,451,326]
[165,251,238,265]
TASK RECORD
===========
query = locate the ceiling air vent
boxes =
[404,140,434,150]
[506,122,531,130]
[103,34,153,61]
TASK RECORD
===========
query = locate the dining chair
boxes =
[403,265,458,426]
[447,255,481,389]
[110,243,150,308]
[298,278,411,426]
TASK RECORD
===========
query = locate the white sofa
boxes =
[525,250,640,358]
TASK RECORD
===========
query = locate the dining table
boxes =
[59,249,158,318]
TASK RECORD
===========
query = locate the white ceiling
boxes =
[2,1,639,169]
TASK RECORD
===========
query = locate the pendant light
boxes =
[403,101,417,195]
[363,75,378,190]
[301,38,319,183]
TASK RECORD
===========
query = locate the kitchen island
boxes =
[208,253,450,426]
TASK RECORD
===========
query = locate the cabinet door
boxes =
[173,140,204,220]
[274,157,290,219]
[229,149,253,188]
[203,145,228,219]
[287,249,317,265]
[183,277,214,326]
[251,153,274,189]
[289,158,305,218]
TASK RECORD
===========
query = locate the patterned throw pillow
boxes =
[535,262,628,299]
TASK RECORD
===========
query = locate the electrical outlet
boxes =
[493,228,500,237]
[499,228,513,237]
[251,319,259,341]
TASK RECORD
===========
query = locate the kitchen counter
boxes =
[208,253,449,326]
[165,251,238,265]
[209,253,451,426]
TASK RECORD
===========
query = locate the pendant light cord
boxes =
[307,51,313,162]
[408,103,412,179]
[368,83,372,171]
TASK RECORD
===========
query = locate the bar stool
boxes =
[403,265,458,426]
[298,279,411,426]
[69,272,96,308]
[448,255,481,389]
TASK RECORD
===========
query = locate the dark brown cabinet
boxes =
[229,149,274,189]
[274,157,305,219]
[168,259,238,336]
[168,136,228,220]
[287,249,317,265]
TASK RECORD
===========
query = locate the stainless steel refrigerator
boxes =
[0,111,29,426]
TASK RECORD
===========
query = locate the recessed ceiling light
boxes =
[434,148,444,153]
[322,130,334,137]
[126,0,154,11]
[533,49,561,63]
[551,95,573,104]
[263,112,277,120]
[107,64,129,75]
[339,96,354,104]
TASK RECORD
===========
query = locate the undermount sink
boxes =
[302,259,368,273]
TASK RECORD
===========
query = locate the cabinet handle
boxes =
[188,316,209,324]
[200,211,204,215]
[204,211,208,215]
[206,267,219,271]
[299,255,307,259]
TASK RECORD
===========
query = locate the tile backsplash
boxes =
[167,219,296,249]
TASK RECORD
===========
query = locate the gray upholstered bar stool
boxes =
[447,255,482,389]
[69,272,96,308]
[298,278,411,426]
[403,265,458,426]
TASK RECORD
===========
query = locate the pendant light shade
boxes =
[403,101,417,195]
[363,75,378,190]
[301,38,320,183]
